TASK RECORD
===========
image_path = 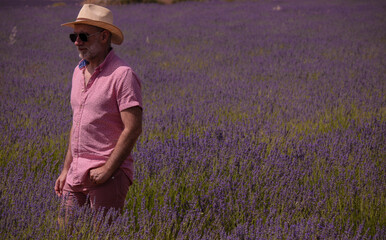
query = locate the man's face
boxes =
[73,24,103,61]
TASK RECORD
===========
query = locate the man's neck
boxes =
[86,47,112,72]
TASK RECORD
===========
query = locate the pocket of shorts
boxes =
[113,168,131,197]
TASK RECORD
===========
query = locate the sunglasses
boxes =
[69,30,103,43]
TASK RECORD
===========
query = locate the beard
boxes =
[77,41,102,61]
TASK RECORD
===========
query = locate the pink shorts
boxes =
[62,168,132,213]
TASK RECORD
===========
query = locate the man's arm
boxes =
[89,106,142,184]
[54,124,74,196]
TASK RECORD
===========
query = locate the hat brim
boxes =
[62,20,123,45]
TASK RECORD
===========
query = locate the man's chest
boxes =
[71,72,118,115]
[84,68,92,86]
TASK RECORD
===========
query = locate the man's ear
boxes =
[101,30,111,43]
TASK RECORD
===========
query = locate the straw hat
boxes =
[61,4,123,45]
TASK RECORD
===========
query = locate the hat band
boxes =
[76,17,103,21]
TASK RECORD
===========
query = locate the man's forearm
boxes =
[62,145,73,173]
[55,125,74,196]
[103,127,141,175]
[62,125,74,173]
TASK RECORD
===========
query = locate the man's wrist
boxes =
[61,168,69,175]
[101,163,115,176]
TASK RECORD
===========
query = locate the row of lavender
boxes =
[1,0,385,238]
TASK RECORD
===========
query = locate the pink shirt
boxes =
[66,50,142,186]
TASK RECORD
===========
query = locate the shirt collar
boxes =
[78,48,115,71]
[78,59,89,69]
[96,48,114,72]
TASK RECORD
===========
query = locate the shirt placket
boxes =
[71,68,100,184]
[77,68,101,147]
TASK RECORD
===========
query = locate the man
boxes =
[54,4,142,217]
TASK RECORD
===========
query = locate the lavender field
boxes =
[1,0,385,239]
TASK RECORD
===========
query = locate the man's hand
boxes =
[54,171,68,197]
[89,166,112,185]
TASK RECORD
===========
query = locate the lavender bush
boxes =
[0,0,385,239]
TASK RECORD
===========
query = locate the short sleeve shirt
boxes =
[66,50,142,186]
